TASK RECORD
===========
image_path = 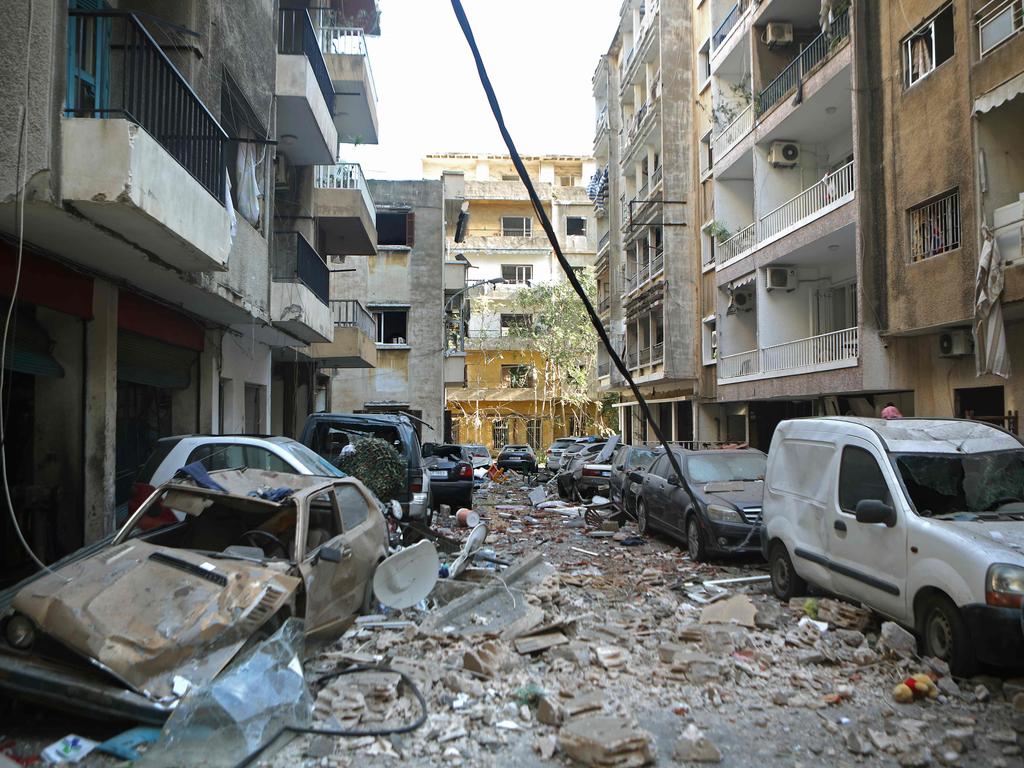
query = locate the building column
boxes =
[83,282,117,543]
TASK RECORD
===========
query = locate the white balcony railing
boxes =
[715,222,756,266]
[314,162,376,220]
[761,327,859,375]
[711,102,753,160]
[651,164,663,189]
[313,18,378,103]
[977,0,1024,57]
[718,348,759,379]
[759,160,855,243]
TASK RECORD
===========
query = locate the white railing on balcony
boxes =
[711,102,753,160]
[650,248,664,277]
[715,222,756,266]
[977,0,1024,57]
[634,262,650,290]
[651,164,663,189]
[759,160,855,243]
[718,349,759,379]
[639,346,651,366]
[314,162,376,220]
[651,341,664,364]
[313,18,378,103]
[761,327,859,375]
[595,107,609,137]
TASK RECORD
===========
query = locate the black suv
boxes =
[300,413,430,520]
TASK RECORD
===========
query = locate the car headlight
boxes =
[706,504,744,524]
[4,614,36,649]
[986,563,1024,608]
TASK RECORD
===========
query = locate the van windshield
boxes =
[894,449,1024,517]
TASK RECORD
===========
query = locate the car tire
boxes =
[917,593,976,677]
[769,542,808,601]
[461,490,474,510]
[637,499,650,534]
[686,514,709,563]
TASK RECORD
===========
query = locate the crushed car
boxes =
[0,468,392,723]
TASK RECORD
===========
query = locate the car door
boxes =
[643,455,672,525]
[299,487,366,636]
[827,439,908,619]
[661,455,690,537]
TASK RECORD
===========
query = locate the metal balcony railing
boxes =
[66,9,227,204]
[626,350,639,369]
[313,13,379,103]
[650,248,665,277]
[977,0,1024,57]
[331,299,376,339]
[759,160,855,242]
[910,188,960,262]
[595,107,609,137]
[639,346,651,366]
[598,230,611,252]
[273,232,329,305]
[598,361,610,377]
[761,327,859,374]
[314,162,376,220]
[598,296,611,314]
[757,10,850,117]
[715,222,756,266]
[651,164,663,189]
[711,102,752,160]
[712,3,741,51]
[625,271,637,293]
[651,341,664,364]
[718,349,759,379]
[279,9,335,115]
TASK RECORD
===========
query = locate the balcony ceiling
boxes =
[756,0,822,27]
[717,145,754,181]
[776,220,855,269]
[759,63,852,147]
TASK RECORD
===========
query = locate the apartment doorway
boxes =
[749,400,813,451]
[955,385,1014,433]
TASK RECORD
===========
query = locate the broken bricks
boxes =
[557,715,655,768]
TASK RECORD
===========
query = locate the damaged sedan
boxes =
[0,468,390,723]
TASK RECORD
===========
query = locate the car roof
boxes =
[776,417,1022,455]
[309,412,412,426]
[160,435,300,446]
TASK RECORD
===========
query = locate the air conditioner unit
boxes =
[766,267,796,292]
[938,330,974,358]
[729,289,753,312]
[710,329,719,352]
[768,141,800,167]
[765,22,794,46]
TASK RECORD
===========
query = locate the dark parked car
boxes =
[632,449,767,561]
[496,444,537,473]
[609,444,657,515]
[422,444,474,509]
[301,413,430,521]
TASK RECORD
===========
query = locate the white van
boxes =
[761,417,1024,674]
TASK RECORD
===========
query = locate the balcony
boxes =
[651,164,663,190]
[276,9,338,165]
[712,3,742,52]
[598,230,611,254]
[711,102,752,161]
[313,163,378,255]
[715,160,855,268]
[315,10,379,144]
[977,0,1024,57]
[598,361,610,378]
[651,341,664,364]
[627,350,639,370]
[598,296,611,315]
[719,328,859,382]
[62,10,231,272]
[271,232,332,343]
[307,299,378,368]
[756,10,850,118]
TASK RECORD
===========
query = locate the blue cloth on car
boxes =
[175,462,228,492]
[250,486,294,502]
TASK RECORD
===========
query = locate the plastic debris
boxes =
[138,618,313,768]
[40,735,98,764]
[96,727,162,760]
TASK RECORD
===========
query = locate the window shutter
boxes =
[405,212,415,248]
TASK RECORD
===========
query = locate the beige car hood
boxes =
[12,540,300,700]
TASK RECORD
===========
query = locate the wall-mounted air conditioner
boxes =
[938,330,974,358]
[768,141,800,168]
[766,267,796,292]
[765,23,794,46]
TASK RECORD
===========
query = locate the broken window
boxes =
[186,444,291,473]
[501,264,533,284]
[501,365,534,388]
[903,4,954,87]
[501,216,532,237]
[500,313,533,336]
[895,450,1024,517]
[376,211,415,247]
[566,216,587,236]
[838,446,891,513]
[371,309,409,344]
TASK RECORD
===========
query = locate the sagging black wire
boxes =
[233,664,428,768]
[448,0,697,512]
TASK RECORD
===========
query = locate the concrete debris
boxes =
[816,597,873,631]
[462,640,505,678]
[673,723,722,763]
[557,715,655,768]
[698,594,757,628]
[878,621,919,658]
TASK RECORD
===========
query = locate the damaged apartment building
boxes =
[428,153,599,452]
[595,0,1024,450]
[0,0,382,584]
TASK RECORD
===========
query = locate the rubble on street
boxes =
[257,472,1024,768]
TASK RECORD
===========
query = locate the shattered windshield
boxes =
[687,454,766,483]
[894,450,1024,517]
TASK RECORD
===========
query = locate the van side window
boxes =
[838,446,891,513]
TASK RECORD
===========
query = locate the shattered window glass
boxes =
[686,454,766,483]
[895,449,1024,517]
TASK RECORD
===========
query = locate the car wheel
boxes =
[637,499,650,534]
[686,514,709,563]
[461,490,474,510]
[769,542,808,601]
[917,593,976,677]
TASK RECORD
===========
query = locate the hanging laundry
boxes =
[225,167,238,245]
[237,141,261,226]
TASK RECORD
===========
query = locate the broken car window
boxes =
[895,449,1024,517]
[686,454,766,484]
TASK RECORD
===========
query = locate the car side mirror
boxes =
[628,471,642,483]
[318,545,344,563]
[854,499,896,527]
[668,474,680,486]
[615,465,625,471]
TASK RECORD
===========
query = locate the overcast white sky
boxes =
[347,0,623,180]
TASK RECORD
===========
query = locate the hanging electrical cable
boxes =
[448,0,696,508]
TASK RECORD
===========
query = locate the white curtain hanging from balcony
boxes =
[237,141,261,226]
[225,168,238,244]
[974,225,1011,379]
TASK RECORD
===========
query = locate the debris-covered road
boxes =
[263,473,1024,768]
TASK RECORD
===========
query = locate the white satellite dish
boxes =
[449,523,488,579]
[373,540,439,609]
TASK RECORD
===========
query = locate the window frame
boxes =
[371,308,410,345]
[501,216,533,237]
[907,187,961,262]
[500,264,534,285]
[902,3,955,88]
[566,216,588,236]
[501,364,534,388]
[837,445,893,515]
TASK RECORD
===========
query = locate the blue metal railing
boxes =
[273,232,330,305]
[279,8,335,115]
[712,3,741,50]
